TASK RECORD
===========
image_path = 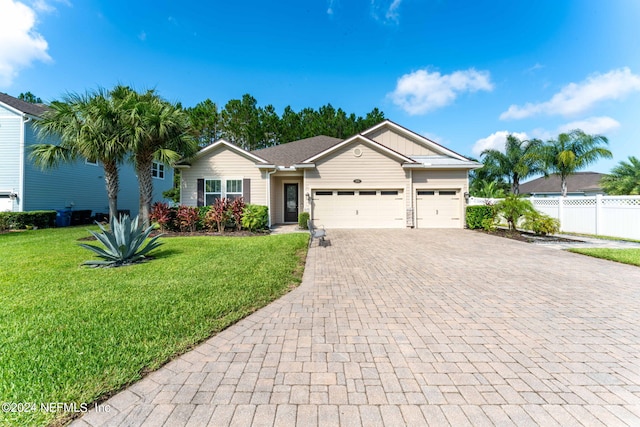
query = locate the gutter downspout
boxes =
[19,115,31,212]
[266,168,277,228]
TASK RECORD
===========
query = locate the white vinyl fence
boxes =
[469,195,640,240]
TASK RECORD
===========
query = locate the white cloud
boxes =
[138,31,147,41]
[371,0,403,24]
[556,116,620,135]
[472,131,528,156]
[389,68,494,115]
[327,0,336,15]
[0,0,51,87]
[501,68,640,120]
[31,0,70,13]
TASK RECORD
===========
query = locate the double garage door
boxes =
[312,189,405,228]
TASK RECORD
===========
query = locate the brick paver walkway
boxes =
[73,229,640,426]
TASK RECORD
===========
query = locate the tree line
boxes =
[186,94,386,151]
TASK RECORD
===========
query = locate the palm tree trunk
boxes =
[512,176,520,195]
[561,175,568,197]
[103,160,119,220]
[136,154,154,226]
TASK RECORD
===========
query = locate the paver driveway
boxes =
[73,229,640,426]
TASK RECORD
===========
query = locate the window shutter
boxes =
[243,178,251,203]
[197,179,204,207]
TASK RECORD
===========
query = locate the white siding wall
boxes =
[368,128,438,156]
[0,105,21,211]
[180,146,267,206]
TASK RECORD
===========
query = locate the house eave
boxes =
[292,163,316,169]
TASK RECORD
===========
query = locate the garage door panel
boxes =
[416,189,461,228]
[312,189,404,228]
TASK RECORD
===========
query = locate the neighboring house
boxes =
[519,172,607,197]
[0,92,172,217]
[177,120,481,228]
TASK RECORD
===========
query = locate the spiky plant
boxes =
[79,215,163,267]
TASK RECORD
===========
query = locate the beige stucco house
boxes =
[177,120,481,228]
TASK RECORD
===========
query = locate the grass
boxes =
[0,226,308,427]
[568,248,640,267]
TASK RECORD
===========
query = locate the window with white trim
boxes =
[85,158,98,166]
[226,179,242,201]
[152,162,165,179]
[204,178,242,205]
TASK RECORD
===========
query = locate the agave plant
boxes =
[80,214,163,267]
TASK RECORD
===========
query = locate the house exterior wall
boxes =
[412,169,468,192]
[0,104,22,211]
[22,122,173,216]
[180,146,267,206]
[367,128,438,156]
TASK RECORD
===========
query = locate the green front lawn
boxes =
[568,247,640,267]
[0,227,308,427]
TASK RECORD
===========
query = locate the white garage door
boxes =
[0,195,12,212]
[416,190,461,228]
[312,189,405,228]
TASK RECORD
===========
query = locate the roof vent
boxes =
[353,148,363,157]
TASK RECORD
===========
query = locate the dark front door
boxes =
[284,183,299,222]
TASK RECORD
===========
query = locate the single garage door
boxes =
[415,189,461,228]
[312,189,404,228]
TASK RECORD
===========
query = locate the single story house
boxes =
[0,92,172,217]
[519,172,607,197]
[177,120,481,228]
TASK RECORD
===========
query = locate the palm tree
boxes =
[480,135,545,194]
[600,156,640,195]
[541,130,612,197]
[29,89,128,219]
[118,88,197,225]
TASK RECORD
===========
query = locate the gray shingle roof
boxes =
[251,135,343,167]
[519,172,607,194]
[0,92,48,117]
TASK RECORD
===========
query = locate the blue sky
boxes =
[2,0,639,174]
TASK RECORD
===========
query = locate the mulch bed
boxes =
[77,229,270,241]
[476,228,583,244]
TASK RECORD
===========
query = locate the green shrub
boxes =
[0,210,56,230]
[495,195,535,231]
[79,215,163,267]
[241,204,269,232]
[298,212,310,229]
[522,211,560,235]
[481,217,497,232]
[466,205,496,229]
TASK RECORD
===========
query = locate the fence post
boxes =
[595,194,602,236]
[558,196,564,232]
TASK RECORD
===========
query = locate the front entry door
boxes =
[284,184,299,222]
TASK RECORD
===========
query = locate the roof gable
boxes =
[362,120,471,162]
[178,139,269,167]
[0,92,48,117]
[302,134,415,164]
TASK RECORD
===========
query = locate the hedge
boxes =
[465,205,496,229]
[0,210,57,230]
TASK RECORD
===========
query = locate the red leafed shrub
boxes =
[150,202,173,232]
[205,198,230,233]
[176,206,199,232]
[230,197,245,231]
